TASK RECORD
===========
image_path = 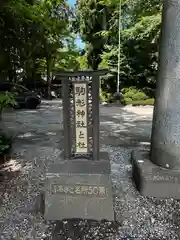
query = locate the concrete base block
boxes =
[44,152,115,221]
[132,150,180,199]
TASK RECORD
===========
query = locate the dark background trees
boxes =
[0,0,165,155]
[76,0,163,98]
[0,0,164,101]
[0,0,81,96]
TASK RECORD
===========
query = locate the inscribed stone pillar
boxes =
[151,0,180,169]
[44,70,115,220]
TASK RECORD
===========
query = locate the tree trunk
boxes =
[46,56,52,100]
[0,109,2,122]
[0,109,6,135]
[32,59,36,90]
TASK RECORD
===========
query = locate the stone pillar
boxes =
[132,0,180,198]
[151,0,180,170]
[44,70,115,221]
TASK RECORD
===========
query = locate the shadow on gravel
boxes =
[4,103,171,240]
[100,107,152,148]
[44,220,119,240]
[40,107,154,240]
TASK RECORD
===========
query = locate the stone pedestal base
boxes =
[44,152,115,221]
[132,150,180,199]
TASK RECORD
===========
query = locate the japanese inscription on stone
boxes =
[74,83,88,153]
[51,184,108,197]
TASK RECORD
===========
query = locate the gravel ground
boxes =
[0,100,180,239]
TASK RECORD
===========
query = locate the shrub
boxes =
[100,86,154,104]
[0,134,12,155]
[121,88,129,94]
[124,91,135,99]
[122,97,132,104]
[131,92,148,100]
[100,89,107,101]
[131,99,154,106]
[123,88,139,99]
[0,92,16,119]
[122,87,149,101]
[122,86,137,93]
[100,90,116,103]
[143,98,154,105]
[122,98,154,106]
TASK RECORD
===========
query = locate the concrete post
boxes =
[132,0,180,198]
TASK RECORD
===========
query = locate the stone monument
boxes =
[44,69,115,220]
[132,0,180,198]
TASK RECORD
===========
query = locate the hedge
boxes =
[122,98,154,106]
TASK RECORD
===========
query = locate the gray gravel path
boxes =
[0,101,180,240]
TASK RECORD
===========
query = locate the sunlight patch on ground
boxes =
[18,132,35,138]
[46,132,56,136]
[1,159,21,172]
[101,121,115,126]
[140,141,150,146]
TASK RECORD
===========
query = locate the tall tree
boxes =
[99,0,163,91]
[38,0,70,98]
[76,0,108,70]
[0,0,79,97]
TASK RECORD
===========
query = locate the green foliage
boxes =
[123,97,132,103]
[0,134,12,155]
[77,55,88,70]
[100,86,153,104]
[123,91,134,99]
[76,0,163,90]
[99,90,106,102]
[122,98,154,106]
[99,89,116,103]
[0,92,16,112]
[0,0,163,97]
[54,40,81,71]
[0,0,80,85]
[122,87,148,101]
[123,88,138,97]
[121,88,131,94]
[76,0,108,69]
[100,89,110,102]
[131,92,148,100]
